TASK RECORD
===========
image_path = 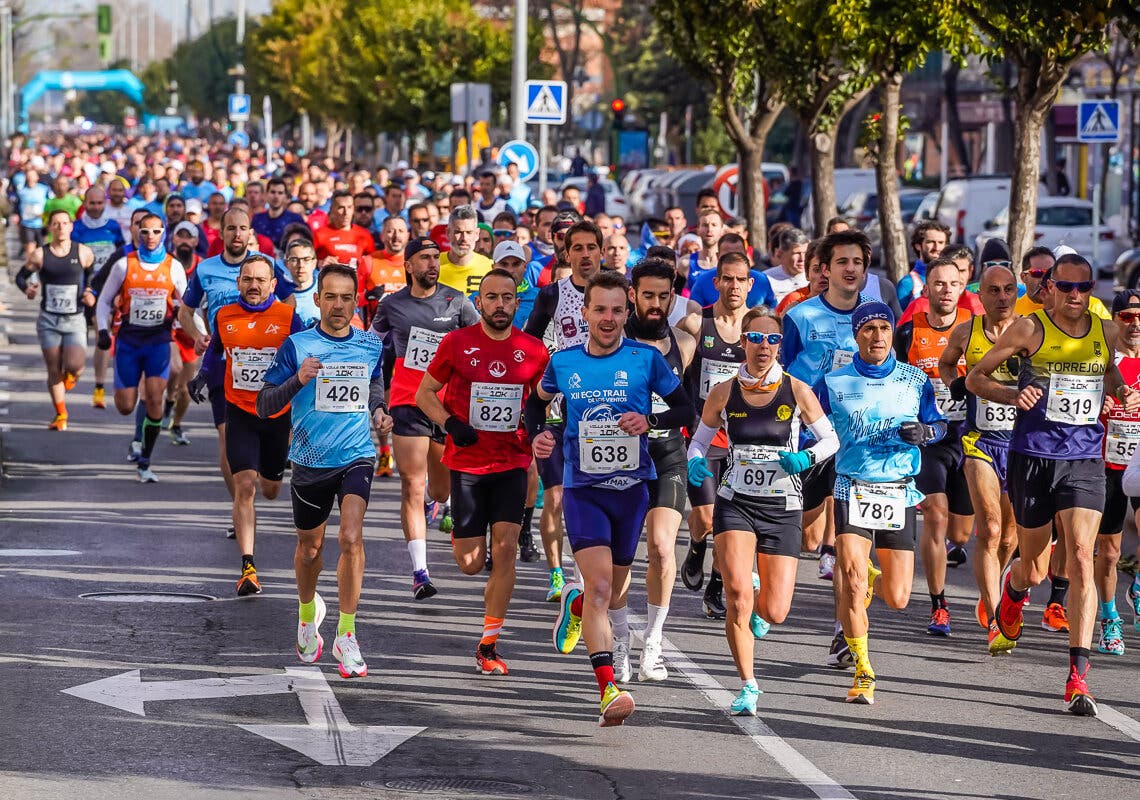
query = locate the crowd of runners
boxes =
[8,131,1140,728]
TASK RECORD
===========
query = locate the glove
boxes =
[949,376,968,401]
[364,286,384,303]
[444,415,479,447]
[776,450,813,475]
[898,421,936,445]
[96,329,112,351]
[186,371,208,404]
[687,456,713,487]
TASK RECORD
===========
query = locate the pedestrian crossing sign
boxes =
[525,80,567,125]
[1077,100,1120,143]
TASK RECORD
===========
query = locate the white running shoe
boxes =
[127,440,142,462]
[295,593,326,663]
[819,551,836,580]
[137,466,158,483]
[638,639,668,682]
[332,631,368,678]
[613,634,632,683]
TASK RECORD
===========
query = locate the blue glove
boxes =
[776,450,813,475]
[687,456,713,486]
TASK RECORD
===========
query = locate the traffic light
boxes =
[96,4,112,35]
[611,98,626,130]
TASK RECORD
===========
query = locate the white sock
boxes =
[609,606,630,641]
[833,619,843,636]
[644,603,669,644]
[408,539,428,573]
[744,678,758,690]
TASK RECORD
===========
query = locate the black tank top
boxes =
[624,317,685,442]
[39,242,85,316]
[723,374,799,449]
[690,307,745,411]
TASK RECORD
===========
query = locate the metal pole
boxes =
[465,84,475,177]
[148,1,155,63]
[1093,181,1101,269]
[4,3,13,136]
[511,0,527,141]
[130,4,137,70]
[234,0,245,133]
[0,3,9,139]
[538,123,549,196]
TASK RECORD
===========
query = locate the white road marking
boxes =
[1099,704,1140,743]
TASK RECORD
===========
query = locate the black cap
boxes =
[1112,290,1140,315]
[404,237,440,259]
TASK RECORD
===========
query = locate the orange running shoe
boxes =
[975,597,988,628]
[1064,666,1097,716]
[374,450,392,478]
[236,564,262,596]
[475,644,509,676]
[1041,602,1069,633]
[48,413,68,431]
[92,386,106,408]
[63,372,78,391]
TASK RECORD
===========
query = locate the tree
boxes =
[169,17,244,120]
[961,1,1140,267]
[654,0,786,251]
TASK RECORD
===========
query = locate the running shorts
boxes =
[834,498,918,551]
[224,402,292,481]
[961,430,1009,492]
[450,468,528,539]
[713,495,801,557]
[390,404,446,444]
[1099,467,1140,536]
[290,459,374,531]
[113,337,171,389]
[1007,452,1105,530]
[648,435,688,514]
[686,444,728,508]
[563,483,650,567]
[917,437,973,516]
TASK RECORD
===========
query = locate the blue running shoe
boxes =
[412,569,437,600]
[749,574,769,638]
[730,683,761,716]
[1129,579,1140,633]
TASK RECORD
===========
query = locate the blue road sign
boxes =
[496,140,539,182]
[524,81,567,125]
[1078,100,1120,143]
[228,130,250,149]
[228,93,252,122]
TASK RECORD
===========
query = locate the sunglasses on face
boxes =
[1116,311,1140,323]
[493,229,514,237]
[139,228,164,236]
[744,332,783,345]
[354,206,372,212]
[410,216,430,224]
[1026,268,1050,279]
[1050,279,1095,293]
[983,259,1011,269]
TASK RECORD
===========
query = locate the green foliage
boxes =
[169,17,245,119]
[692,118,736,165]
[858,111,911,163]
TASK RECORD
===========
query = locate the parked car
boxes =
[864,189,936,264]
[558,176,628,218]
[975,196,1122,275]
[799,168,885,234]
[934,174,1049,250]
[1113,246,1140,290]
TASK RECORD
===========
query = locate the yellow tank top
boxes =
[1026,309,1110,387]
[964,315,1015,384]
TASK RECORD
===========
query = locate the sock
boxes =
[821,544,836,556]
[844,635,873,675]
[644,603,669,644]
[930,591,946,611]
[609,606,630,641]
[53,400,66,416]
[570,591,583,617]
[241,554,255,571]
[708,569,723,587]
[1069,646,1090,676]
[380,444,391,454]
[589,650,615,693]
[337,612,355,636]
[133,402,146,441]
[1049,576,1070,607]
[480,615,504,646]
[408,539,428,573]
[95,382,104,391]
[141,415,162,461]
[1101,599,1118,620]
[299,598,317,623]
[521,506,535,536]
[743,677,758,690]
[833,619,843,636]
[1005,579,1028,604]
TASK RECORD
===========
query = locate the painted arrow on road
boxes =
[240,667,424,766]
[62,668,296,715]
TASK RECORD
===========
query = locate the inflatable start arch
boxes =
[19,69,145,131]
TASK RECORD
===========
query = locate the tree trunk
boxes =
[1008,102,1048,269]
[810,122,838,235]
[738,142,768,254]
[875,75,908,284]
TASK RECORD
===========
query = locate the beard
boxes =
[175,245,195,264]
[482,310,513,331]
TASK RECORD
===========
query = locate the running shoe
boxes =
[48,413,68,431]
[927,607,951,637]
[598,681,635,727]
[613,635,632,683]
[534,478,544,509]
[62,371,78,391]
[412,569,437,600]
[865,560,881,609]
[1041,602,1070,633]
[680,537,707,590]
[1000,561,1031,609]
[127,440,142,462]
[439,503,453,534]
[424,500,442,526]
[730,683,761,716]
[169,425,190,446]
[1128,579,1140,633]
[846,670,876,705]
[137,466,158,483]
[475,644,509,675]
[332,631,368,678]
[703,572,726,620]
[975,597,988,629]
[946,543,967,568]
[236,564,262,596]
[373,451,392,478]
[296,593,326,663]
[988,622,1016,656]
[545,569,565,602]
[749,574,769,638]
[1097,617,1125,656]
[226,526,236,539]
[553,582,583,654]
[638,640,667,682]
[161,405,173,429]
[92,386,106,408]
[819,550,836,581]
[518,530,541,562]
[1064,667,1097,717]
[995,572,1024,641]
[827,630,854,669]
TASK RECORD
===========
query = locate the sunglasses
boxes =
[1050,279,1095,293]
[493,229,514,237]
[744,332,783,345]
[982,259,1011,269]
[139,228,164,236]
[354,206,373,212]
[1117,311,1140,323]
[410,216,430,224]
[1026,268,1050,279]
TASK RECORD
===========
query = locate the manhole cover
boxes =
[80,591,215,603]
[365,778,542,795]
[0,548,82,557]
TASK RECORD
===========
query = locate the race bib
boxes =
[1045,373,1102,426]
[469,382,522,432]
[314,362,368,413]
[230,347,277,392]
[976,397,1016,432]
[128,292,167,327]
[1105,418,1140,467]
[405,326,444,371]
[89,241,116,266]
[578,420,639,475]
[848,481,906,531]
[44,283,77,314]
[830,349,854,371]
[932,378,966,422]
[700,358,738,399]
[727,444,793,501]
[648,392,670,439]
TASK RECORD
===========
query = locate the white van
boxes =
[934,175,1049,250]
[800,168,886,234]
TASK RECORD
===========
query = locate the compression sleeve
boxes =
[686,421,718,461]
[256,374,302,418]
[804,415,839,463]
[523,284,557,339]
[368,375,387,414]
[524,390,550,440]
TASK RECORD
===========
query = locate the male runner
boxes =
[438,204,493,296]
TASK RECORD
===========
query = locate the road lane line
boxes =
[1099,704,1140,743]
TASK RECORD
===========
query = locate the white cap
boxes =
[403,168,419,180]
[493,240,527,263]
[172,220,199,239]
[100,161,116,174]
[185,198,203,216]
[1052,244,1078,258]
[395,159,409,170]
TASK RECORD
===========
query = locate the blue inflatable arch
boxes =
[19,69,145,131]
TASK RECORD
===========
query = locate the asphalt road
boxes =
[1,277,1139,800]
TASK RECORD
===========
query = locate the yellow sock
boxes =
[337,612,356,636]
[844,634,873,676]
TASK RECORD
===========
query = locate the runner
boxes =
[528,270,692,726]
[166,221,203,446]
[15,209,96,429]
[969,253,1139,716]
[415,269,549,675]
[688,305,837,714]
[95,213,187,482]
[13,167,49,262]
[894,259,974,636]
[283,238,320,327]
[896,221,949,307]
[763,227,809,303]
[438,204,493,296]
[313,190,375,306]
[257,264,392,679]
[622,258,696,681]
[820,301,948,704]
[371,236,479,598]
[211,254,304,595]
[938,263,1021,653]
